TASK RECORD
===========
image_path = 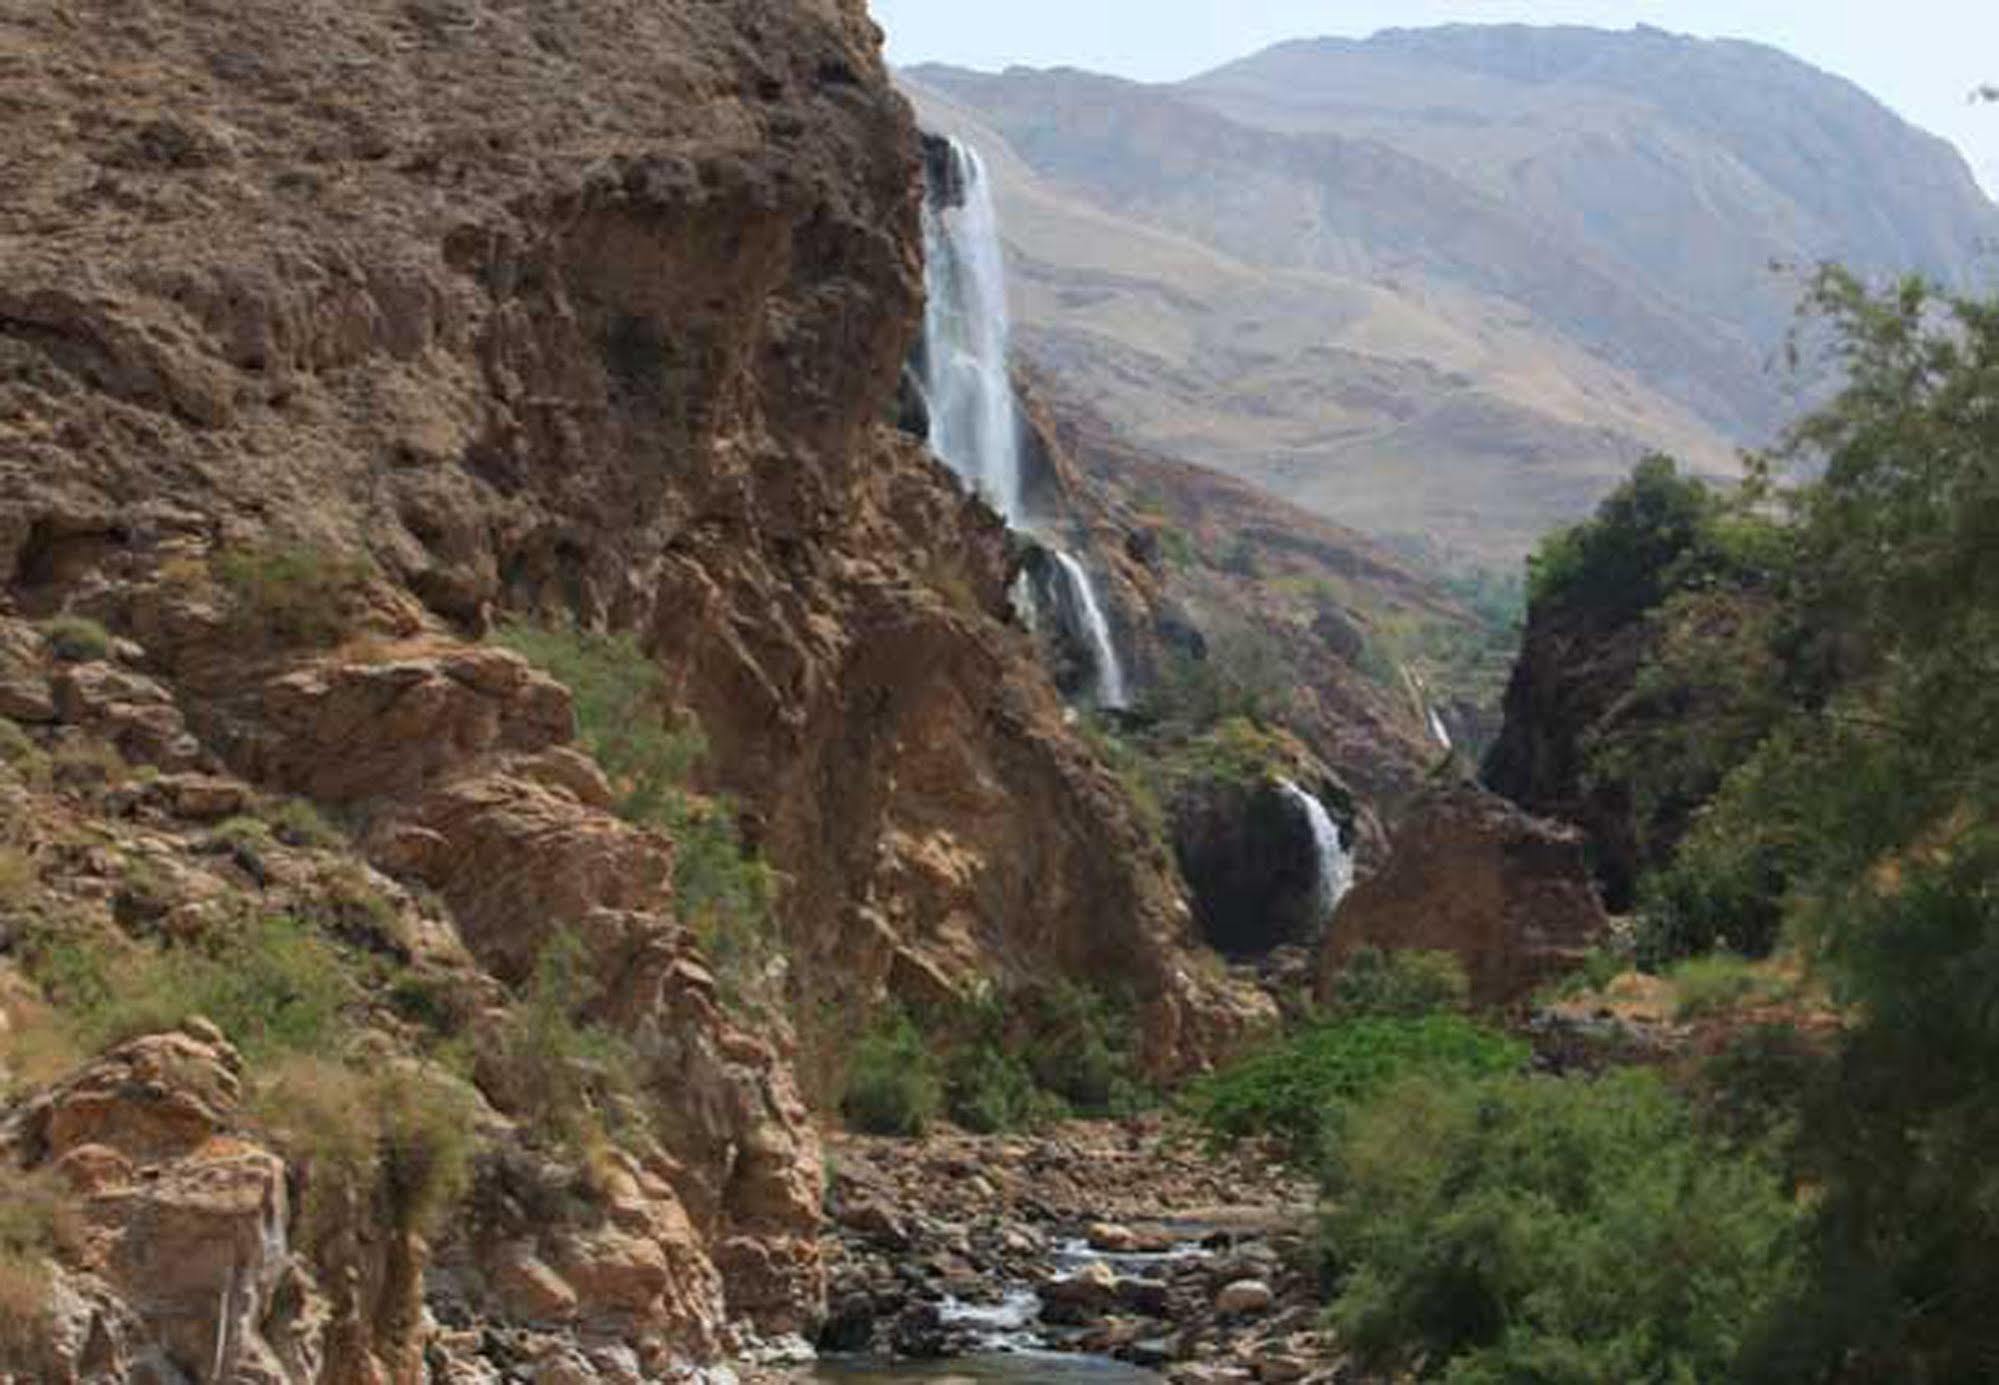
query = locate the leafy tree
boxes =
[1325,1070,1802,1384]
[1646,270,1999,1379]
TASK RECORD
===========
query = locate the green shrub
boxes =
[491,620,702,823]
[48,736,126,791]
[1695,1023,1825,1148]
[841,1009,942,1137]
[943,1040,1053,1134]
[386,970,474,1041]
[26,914,356,1060]
[252,1056,477,1249]
[216,544,372,647]
[493,621,781,1010]
[1183,1014,1525,1158]
[471,931,645,1154]
[1637,811,1796,966]
[39,615,111,663]
[1322,1069,1801,1383]
[1020,980,1148,1117]
[0,1170,79,1358]
[1668,952,1779,1019]
[267,798,344,850]
[1327,947,1469,1018]
[306,862,410,958]
[926,991,1070,1133]
[0,719,48,788]
[0,848,38,909]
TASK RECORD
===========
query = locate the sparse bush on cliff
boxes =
[252,1056,478,1249]
[493,621,782,1010]
[0,1171,80,1357]
[267,797,345,850]
[216,543,373,647]
[1322,1069,1801,1383]
[38,614,111,663]
[24,913,356,1061]
[1667,951,1786,1019]
[0,719,49,788]
[471,931,647,1156]
[841,1008,942,1137]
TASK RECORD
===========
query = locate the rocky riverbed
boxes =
[773,1118,1345,1384]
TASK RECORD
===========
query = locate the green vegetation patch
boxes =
[493,620,780,1012]
[1323,1069,1802,1383]
[1183,1013,1524,1157]
[216,543,374,647]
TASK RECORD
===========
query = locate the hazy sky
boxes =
[869,1,1999,197]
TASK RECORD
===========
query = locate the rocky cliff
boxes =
[0,0,1265,1377]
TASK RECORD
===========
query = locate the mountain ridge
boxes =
[905,23,1999,561]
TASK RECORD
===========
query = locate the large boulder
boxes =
[1317,786,1608,1006]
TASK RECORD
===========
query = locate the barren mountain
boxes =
[907,25,1999,560]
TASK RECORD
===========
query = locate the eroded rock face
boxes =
[0,0,1269,1368]
[0,0,1254,1077]
[1317,786,1609,1006]
[1482,596,1658,910]
[3,1031,312,1384]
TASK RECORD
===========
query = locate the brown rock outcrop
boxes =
[0,0,1271,1368]
[1317,786,1609,1006]
[0,0,1254,1075]
[4,1030,312,1384]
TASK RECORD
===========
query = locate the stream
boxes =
[813,1355,1159,1382]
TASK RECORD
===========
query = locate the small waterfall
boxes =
[920,134,1132,712]
[1051,550,1130,710]
[1427,704,1454,751]
[920,140,1026,525]
[1279,780,1356,921]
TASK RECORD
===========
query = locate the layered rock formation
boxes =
[0,0,1267,1375]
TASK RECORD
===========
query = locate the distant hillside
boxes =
[905,25,1999,560]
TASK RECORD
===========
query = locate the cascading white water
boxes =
[921,141,1026,526]
[920,136,1130,710]
[1427,704,1454,751]
[1279,780,1356,921]
[1052,550,1130,711]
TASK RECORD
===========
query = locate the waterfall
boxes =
[1427,704,1454,751]
[920,134,1131,711]
[1051,550,1130,710]
[920,140,1026,525]
[1279,780,1356,921]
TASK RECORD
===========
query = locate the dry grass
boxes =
[0,1169,80,1357]
[250,1055,478,1250]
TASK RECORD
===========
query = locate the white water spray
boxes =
[920,136,1130,709]
[921,141,1026,525]
[1427,704,1454,751]
[1052,550,1130,711]
[1279,780,1356,921]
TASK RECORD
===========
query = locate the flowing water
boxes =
[1279,780,1356,920]
[1427,704,1454,750]
[920,136,1130,710]
[920,140,1027,527]
[1049,550,1130,710]
[813,1355,1159,1383]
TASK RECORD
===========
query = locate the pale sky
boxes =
[869,1,1999,197]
